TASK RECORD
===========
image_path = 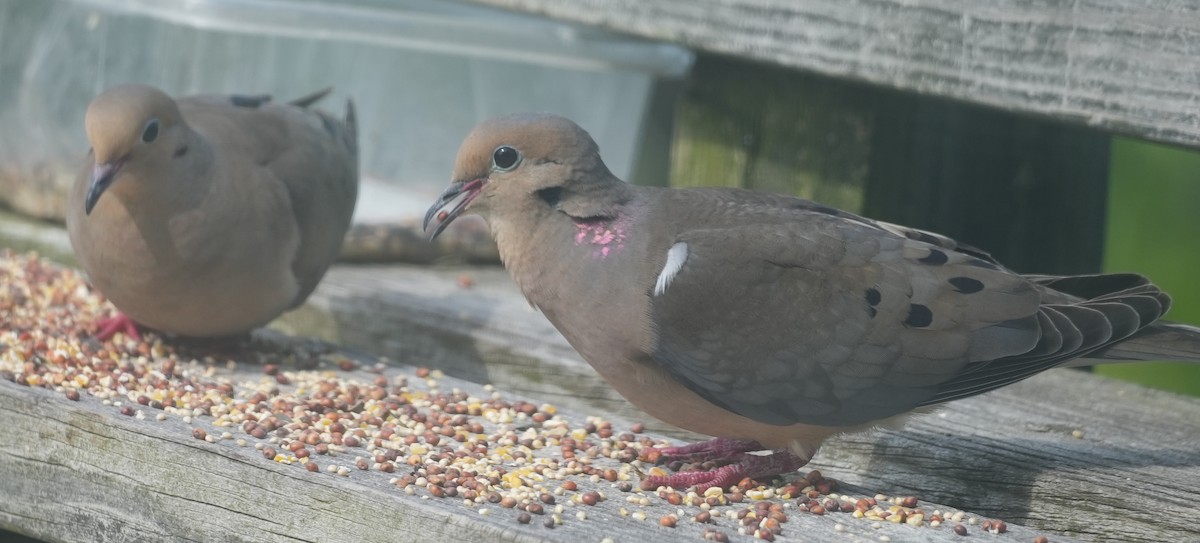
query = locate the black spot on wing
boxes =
[905,304,933,328]
[948,276,985,294]
[918,249,948,265]
[230,94,271,108]
[867,306,877,318]
[865,288,881,306]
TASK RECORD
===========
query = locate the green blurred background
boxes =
[1100,138,1200,396]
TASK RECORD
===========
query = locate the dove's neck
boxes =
[489,176,643,309]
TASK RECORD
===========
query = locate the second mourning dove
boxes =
[66,84,358,339]
[426,114,1200,491]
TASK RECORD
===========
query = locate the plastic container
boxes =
[0,0,693,244]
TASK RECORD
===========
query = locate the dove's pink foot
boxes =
[94,313,141,341]
[653,438,763,462]
[641,449,810,492]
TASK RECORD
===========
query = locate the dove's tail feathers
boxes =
[289,87,334,109]
[1027,272,1200,364]
[1072,322,1200,364]
[921,272,1190,406]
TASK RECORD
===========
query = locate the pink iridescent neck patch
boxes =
[573,216,629,259]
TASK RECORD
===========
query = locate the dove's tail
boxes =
[1069,321,1200,365]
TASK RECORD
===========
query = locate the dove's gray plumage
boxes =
[425,113,1200,488]
[66,84,358,337]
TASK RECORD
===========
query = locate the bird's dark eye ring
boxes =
[141,118,160,143]
[492,145,521,171]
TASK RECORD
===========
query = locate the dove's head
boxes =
[82,84,186,215]
[423,113,620,240]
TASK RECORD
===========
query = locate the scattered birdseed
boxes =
[1,252,1037,541]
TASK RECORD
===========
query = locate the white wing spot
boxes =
[654,242,689,297]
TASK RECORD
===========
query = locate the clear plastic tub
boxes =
[0,0,693,253]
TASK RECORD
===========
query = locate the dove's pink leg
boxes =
[653,437,763,462]
[94,313,141,341]
[642,450,810,492]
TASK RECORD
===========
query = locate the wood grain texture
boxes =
[465,0,1200,149]
[0,369,548,543]
[0,342,1061,543]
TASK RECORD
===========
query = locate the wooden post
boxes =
[669,54,874,212]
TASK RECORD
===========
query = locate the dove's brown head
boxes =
[82,84,186,215]
[423,113,619,240]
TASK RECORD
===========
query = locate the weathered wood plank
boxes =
[0,250,1065,543]
[466,0,1200,150]
[0,354,1066,543]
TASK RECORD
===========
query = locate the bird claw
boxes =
[647,437,763,463]
[94,313,141,341]
[640,449,811,492]
[642,462,748,492]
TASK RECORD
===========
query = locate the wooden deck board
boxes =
[466,0,1200,151]
[0,335,1063,543]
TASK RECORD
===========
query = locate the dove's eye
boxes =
[492,146,521,171]
[141,119,160,143]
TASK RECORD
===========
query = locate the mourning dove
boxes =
[66,84,358,339]
[425,113,1200,491]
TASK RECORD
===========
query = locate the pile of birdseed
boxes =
[0,250,1051,542]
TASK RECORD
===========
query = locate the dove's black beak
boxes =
[423,178,484,241]
[85,159,125,215]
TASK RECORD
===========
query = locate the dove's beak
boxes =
[85,158,125,215]
[423,178,485,241]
